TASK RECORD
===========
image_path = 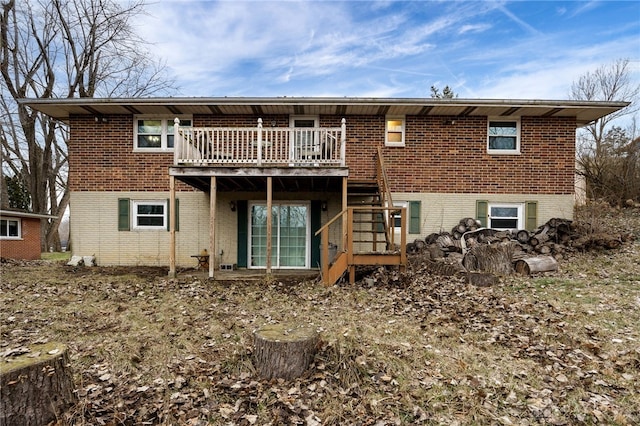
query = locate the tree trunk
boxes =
[0,343,76,426]
[253,324,319,380]
[515,256,558,275]
[462,242,515,275]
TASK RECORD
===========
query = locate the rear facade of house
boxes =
[22,97,626,281]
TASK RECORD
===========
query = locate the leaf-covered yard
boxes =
[1,207,639,425]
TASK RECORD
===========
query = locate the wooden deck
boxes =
[173,119,346,168]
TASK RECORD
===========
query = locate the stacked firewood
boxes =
[408,216,630,262]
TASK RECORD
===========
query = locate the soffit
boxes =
[19,97,629,127]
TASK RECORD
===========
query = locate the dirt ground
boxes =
[1,206,639,425]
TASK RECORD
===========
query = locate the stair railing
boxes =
[375,146,400,248]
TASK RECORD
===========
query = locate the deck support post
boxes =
[342,177,348,250]
[266,176,272,274]
[168,175,176,278]
[209,176,216,279]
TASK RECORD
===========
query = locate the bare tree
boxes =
[570,59,639,206]
[0,0,176,250]
[571,59,639,155]
[430,85,457,99]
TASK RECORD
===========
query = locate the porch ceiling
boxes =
[171,166,348,193]
[20,97,629,127]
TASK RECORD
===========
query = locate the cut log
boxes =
[412,239,426,251]
[253,324,319,380]
[515,256,558,275]
[436,234,461,252]
[536,244,551,255]
[427,244,445,260]
[453,224,467,234]
[425,259,466,276]
[463,217,478,228]
[516,229,530,244]
[530,233,550,247]
[1,343,76,426]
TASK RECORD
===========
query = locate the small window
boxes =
[0,218,21,239]
[487,118,520,154]
[134,116,192,151]
[132,200,167,229]
[488,204,523,230]
[385,116,405,147]
[392,201,407,229]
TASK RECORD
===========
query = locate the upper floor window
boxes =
[385,116,405,147]
[0,218,21,239]
[134,116,192,151]
[487,118,520,154]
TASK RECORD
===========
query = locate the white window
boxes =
[392,201,407,229]
[0,218,21,239]
[132,200,166,229]
[385,116,405,147]
[488,203,523,230]
[133,116,192,151]
[487,118,520,154]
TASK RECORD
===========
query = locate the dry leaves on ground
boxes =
[1,207,639,425]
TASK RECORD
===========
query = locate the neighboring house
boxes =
[21,97,627,284]
[0,210,57,260]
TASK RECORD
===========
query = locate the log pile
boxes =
[407,216,634,277]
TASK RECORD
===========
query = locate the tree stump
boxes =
[253,324,319,380]
[462,242,516,275]
[1,343,76,426]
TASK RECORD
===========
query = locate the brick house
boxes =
[21,97,626,284]
[0,210,57,260]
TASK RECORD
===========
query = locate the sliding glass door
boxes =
[249,203,309,269]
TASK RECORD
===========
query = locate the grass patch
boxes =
[41,251,71,261]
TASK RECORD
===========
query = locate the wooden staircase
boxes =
[316,148,407,285]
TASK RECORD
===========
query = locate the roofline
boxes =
[0,209,57,220]
[17,96,631,109]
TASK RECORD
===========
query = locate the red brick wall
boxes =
[344,115,576,195]
[69,114,575,195]
[0,217,42,260]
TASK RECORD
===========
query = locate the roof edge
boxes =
[0,209,58,219]
[17,96,632,109]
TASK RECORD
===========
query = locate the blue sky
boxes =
[137,0,640,100]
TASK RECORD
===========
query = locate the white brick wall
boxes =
[392,192,574,236]
[69,191,573,267]
[71,192,214,267]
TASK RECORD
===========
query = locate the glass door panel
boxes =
[249,203,308,268]
[278,206,307,267]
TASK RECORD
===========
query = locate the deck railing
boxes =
[174,118,346,167]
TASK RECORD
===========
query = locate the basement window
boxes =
[0,218,21,239]
[488,203,523,230]
[487,118,520,154]
[132,200,167,229]
[134,116,192,151]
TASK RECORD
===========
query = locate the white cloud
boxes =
[458,23,492,34]
[133,0,639,99]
